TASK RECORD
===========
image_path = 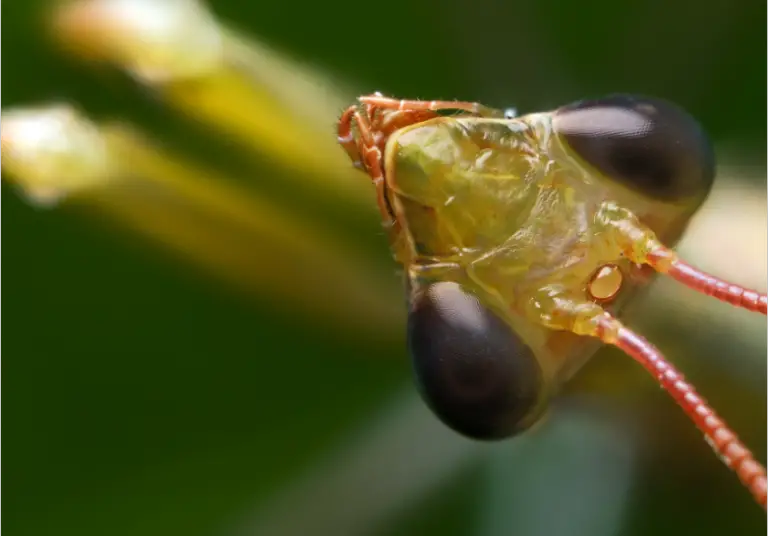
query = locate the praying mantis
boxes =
[337,93,767,509]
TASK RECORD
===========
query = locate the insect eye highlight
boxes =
[552,94,715,202]
[407,281,544,440]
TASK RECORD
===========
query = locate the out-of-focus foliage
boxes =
[2,1,766,536]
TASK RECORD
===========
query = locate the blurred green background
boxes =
[3,1,766,536]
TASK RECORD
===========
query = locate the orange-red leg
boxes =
[337,106,363,169]
[336,106,394,224]
[356,122,393,224]
[377,109,441,140]
[338,97,452,225]
[358,94,503,118]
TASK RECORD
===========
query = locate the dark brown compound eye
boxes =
[407,282,544,440]
[553,95,715,203]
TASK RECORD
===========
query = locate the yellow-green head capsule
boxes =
[337,93,766,507]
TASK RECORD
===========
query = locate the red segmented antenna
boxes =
[594,314,768,508]
[647,248,768,315]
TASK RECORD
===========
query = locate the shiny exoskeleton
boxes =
[337,94,767,507]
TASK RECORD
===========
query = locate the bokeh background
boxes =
[2,1,766,536]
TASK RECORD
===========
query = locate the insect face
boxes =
[337,93,767,508]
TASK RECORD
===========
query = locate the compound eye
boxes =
[407,282,543,440]
[553,95,715,202]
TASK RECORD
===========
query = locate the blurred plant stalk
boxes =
[3,0,764,358]
[1,105,404,339]
[51,0,372,208]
